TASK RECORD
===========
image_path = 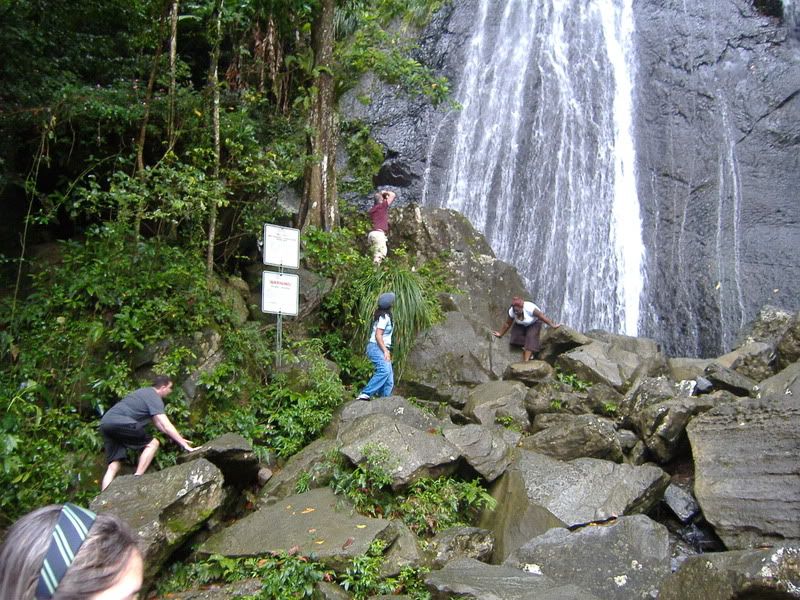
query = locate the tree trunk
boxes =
[206,0,223,279]
[298,0,337,232]
[167,0,179,151]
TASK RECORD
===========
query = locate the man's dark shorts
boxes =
[509,320,544,352]
[99,421,153,464]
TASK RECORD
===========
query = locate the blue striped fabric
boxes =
[35,504,97,599]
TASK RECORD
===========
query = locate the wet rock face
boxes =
[633,0,800,357]
[340,0,800,359]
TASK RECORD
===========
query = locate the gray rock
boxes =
[537,326,593,363]
[199,487,397,571]
[502,360,554,386]
[315,581,351,600]
[777,313,800,369]
[338,414,460,489]
[91,459,224,578]
[522,413,623,462]
[424,557,601,600]
[703,362,758,396]
[442,423,513,482]
[505,515,672,600]
[716,341,777,382]
[167,579,263,599]
[663,483,701,524]
[524,383,588,417]
[630,396,718,463]
[259,437,338,501]
[556,338,659,393]
[755,361,800,399]
[659,546,800,600]
[463,380,530,431]
[178,433,260,488]
[687,396,800,549]
[427,526,494,569]
[480,451,669,561]
[668,358,714,382]
[339,396,443,432]
[381,521,423,577]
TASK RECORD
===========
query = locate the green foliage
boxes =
[340,120,385,195]
[397,477,496,537]
[495,414,522,432]
[155,552,329,599]
[351,253,442,371]
[330,443,495,538]
[335,1,451,104]
[549,399,563,411]
[339,539,431,599]
[331,443,396,516]
[555,369,591,392]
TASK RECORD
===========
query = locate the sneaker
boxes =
[356,393,370,401]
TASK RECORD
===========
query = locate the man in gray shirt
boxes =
[99,375,195,490]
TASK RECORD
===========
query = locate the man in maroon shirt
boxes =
[367,189,396,264]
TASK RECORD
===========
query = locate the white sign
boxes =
[261,271,299,316]
[263,224,300,269]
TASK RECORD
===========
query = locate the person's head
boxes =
[151,375,173,398]
[377,292,396,310]
[0,504,143,600]
[511,296,524,317]
[373,191,385,205]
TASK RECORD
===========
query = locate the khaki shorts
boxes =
[368,230,388,263]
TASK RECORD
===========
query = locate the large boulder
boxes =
[259,437,338,501]
[441,423,513,482]
[91,459,225,578]
[755,361,800,399]
[556,333,666,393]
[426,526,495,569]
[659,546,800,600]
[338,414,461,489]
[463,380,530,431]
[479,451,669,561]
[338,396,443,433]
[522,413,623,462]
[178,433,260,488]
[504,515,672,600]
[424,557,601,600]
[629,396,719,463]
[687,396,800,549]
[199,487,397,571]
[777,312,800,369]
[402,310,512,406]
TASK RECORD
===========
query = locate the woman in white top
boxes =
[356,292,395,401]
[492,296,561,361]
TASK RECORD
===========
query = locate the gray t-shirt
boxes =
[101,387,165,427]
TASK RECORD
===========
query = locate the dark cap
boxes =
[378,292,395,309]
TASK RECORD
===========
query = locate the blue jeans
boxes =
[361,342,394,398]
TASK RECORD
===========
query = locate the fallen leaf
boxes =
[355,524,367,529]
[301,507,315,514]
[341,537,354,550]
[314,539,325,544]
[287,545,300,555]
[308,528,317,533]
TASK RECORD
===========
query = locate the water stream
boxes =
[422,0,644,336]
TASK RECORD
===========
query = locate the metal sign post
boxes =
[261,224,300,368]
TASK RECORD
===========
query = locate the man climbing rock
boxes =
[493,296,562,361]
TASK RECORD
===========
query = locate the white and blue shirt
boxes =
[369,314,393,348]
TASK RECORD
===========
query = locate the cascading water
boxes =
[422,0,644,336]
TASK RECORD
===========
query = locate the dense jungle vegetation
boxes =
[1,0,466,552]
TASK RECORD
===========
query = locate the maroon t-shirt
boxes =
[368,200,390,233]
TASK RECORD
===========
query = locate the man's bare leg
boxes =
[101,460,122,491]
[134,438,160,476]
[522,349,533,361]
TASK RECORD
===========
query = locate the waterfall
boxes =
[422,0,644,336]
